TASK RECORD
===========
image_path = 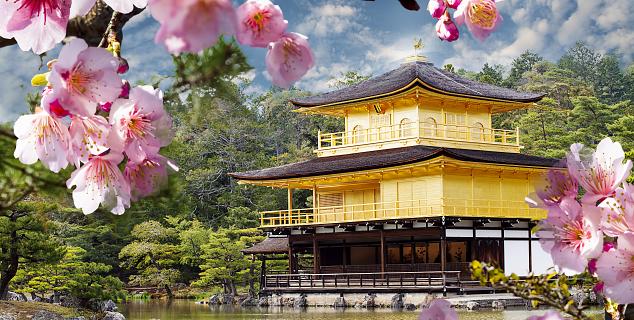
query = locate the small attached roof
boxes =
[242,237,289,254]
[291,61,544,109]
[229,145,563,181]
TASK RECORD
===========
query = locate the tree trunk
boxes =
[164,284,173,300]
[0,228,19,300]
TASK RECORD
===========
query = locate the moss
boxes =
[0,301,98,320]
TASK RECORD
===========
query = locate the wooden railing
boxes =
[263,271,462,292]
[259,198,543,227]
[317,122,519,150]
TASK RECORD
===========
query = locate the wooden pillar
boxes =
[287,188,294,225]
[380,230,386,274]
[440,221,447,273]
[312,235,320,274]
[288,241,294,274]
[528,221,533,273]
[260,256,267,290]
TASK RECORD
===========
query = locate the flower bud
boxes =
[436,14,460,42]
[98,102,112,113]
[31,72,49,87]
[119,80,131,99]
[427,0,446,19]
[117,57,129,74]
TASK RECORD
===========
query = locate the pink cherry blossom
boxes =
[41,87,71,118]
[526,311,564,320]
[69,115,111,166]
[419,299,457,320]
[595,231,634,304]
[453,0,502,41]
[566,137,632,204]
[427,0,446,19]
[236,0,287,48]
[13,109,70,173]
[0,0,70,54]
[66,152,130,215]
[104,0,147,14]
[526,169,578,209]
[436,14,459,42]
[446,0,461,9]
[124,154,178,201]
[48,38,122,116]
[108,85,173,162]
[266,32,314,89]
[598,183,634,237]
[149,0,237,54]
[536,197,603,272]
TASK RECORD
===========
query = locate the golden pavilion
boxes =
[233,56,560,294]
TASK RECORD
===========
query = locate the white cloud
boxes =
[296,3,358,37]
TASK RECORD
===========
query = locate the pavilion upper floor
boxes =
[230,146,562,229]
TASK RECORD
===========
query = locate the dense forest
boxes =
[0,40,633,303]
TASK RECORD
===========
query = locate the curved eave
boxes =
[291,78,545,112]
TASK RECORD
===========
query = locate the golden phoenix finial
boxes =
[413,38,424,55]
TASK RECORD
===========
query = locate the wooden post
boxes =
[288,242,294,274]
[528,221,533,273]
[287,188,293,225]
[380,230,386,275]
[317,130,322,149]
[260,256,266,291]
[515,127,520,146]
[313,235,320,274]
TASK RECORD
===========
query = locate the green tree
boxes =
[504,50,543,88]
[12,246,123,302]
[118,220,181,298]
[595,54,628,104]
[558,41,601,85]
[476,63,504,85]
[329,71,371,89]
[194,228,263,295]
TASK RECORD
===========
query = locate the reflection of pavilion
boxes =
[233,56,560,294]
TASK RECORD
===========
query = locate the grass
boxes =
[0,301,98,320]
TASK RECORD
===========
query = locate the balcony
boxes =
[259,199,543,228]
[317,122,520,156]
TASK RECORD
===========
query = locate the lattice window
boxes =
[318,193,343,208]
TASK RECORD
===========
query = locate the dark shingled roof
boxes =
[229,146,563,181]
[291,61,544,107]
[242,237,289,254]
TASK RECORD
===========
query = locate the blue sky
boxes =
[1,0,633,122]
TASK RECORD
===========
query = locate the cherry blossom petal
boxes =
[69,115,111,166]
[6,0,71,54]
[66,152,130,215]
[124,154,178,201]
[236,0,287,47]
[13,110,70,173]
[419,299,457,320]
[596,232,634,304]
[70,0,96,18]
[103,0,147,14]
[266,32,314,89]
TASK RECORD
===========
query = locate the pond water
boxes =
[119,300,599,320]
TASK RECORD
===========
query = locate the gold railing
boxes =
[317,122,519,150]
[259,198,543,227]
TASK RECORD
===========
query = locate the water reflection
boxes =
[120,300,599,320]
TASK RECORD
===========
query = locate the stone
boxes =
[0,314,16,320]
[257,296,269,307]
[240,295,258,307]
[391,293,404,310]
[32,310,64,320]
[404,303,417,311]
[221,294,235,305]
[208,294,221,305]
[102,311,126,320]
[5,292,25,302]
[491,300,504,310]
[101,300,118,312]
[333,296,346,308]
[293,294,307,308]
[59,295,82,308]
[65,317,86,320]
[466,301,479,311]
[361,293,376,308]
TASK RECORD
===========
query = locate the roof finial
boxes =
[405,38,428,63]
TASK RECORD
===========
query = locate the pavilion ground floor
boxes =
[250,217,553,294]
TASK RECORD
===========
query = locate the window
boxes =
[471,122,485,141]
[422,117,437,137]
[351,125,364,144]
[445,112,466,139]
[370,113,392,140]
[399,118,413,137]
